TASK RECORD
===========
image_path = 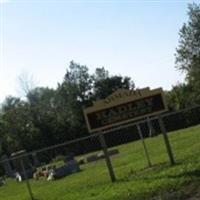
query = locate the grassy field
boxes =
[0,125,200,200]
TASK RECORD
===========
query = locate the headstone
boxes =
[64,153,74,163]
[93,149,119,160]
[97,152,104,159]
[108,149,119,156]
[86,155,99,162]
[64,154,80,173]
[67,159,80,173]
[78,157,85,165]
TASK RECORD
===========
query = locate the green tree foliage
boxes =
[93,67,135,100]
[166,83,194,110]
[26,87,61,147]
[57,61,93,139]
[0,97,39,153]
[0,61,135,159]
[175,3,200,104]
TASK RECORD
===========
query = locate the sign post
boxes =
[147,116,155,137]
[158,116,175,165]
[99,133,116,182]
[83,87,174,180]
[136,123,152,167]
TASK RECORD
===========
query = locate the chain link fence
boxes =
[0,106,200,200]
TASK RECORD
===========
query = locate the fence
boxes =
[0,105,200,200]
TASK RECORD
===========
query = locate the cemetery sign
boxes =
[84,87,168,133]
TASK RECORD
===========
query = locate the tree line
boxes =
[0,63,135,155]
[0,3,199,159]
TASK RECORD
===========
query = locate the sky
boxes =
[0,0,198,104]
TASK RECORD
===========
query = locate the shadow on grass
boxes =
[116,162,171,183]
[168,169,200,179]
[116,161,200,183]
[136,164,200,182]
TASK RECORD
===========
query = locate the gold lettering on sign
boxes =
[96,112,107,121]
[95,97,154,126]
[103,89,144,105]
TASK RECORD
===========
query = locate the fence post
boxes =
[136,123,152,167]
[20,159,34,200]
[147,117,155,137]
[158,115,175,165]
[99,133,116,182]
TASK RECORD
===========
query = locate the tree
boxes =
[175,3,200,103]
[63,61,93,103]
[27,87,62,147]
[166,83,194,110]
[17,71,38,97]
[0,96,40,153]
[93,67,109,82]
[93,75,135,100]
[57,61,93,139]
[0,61,137,158]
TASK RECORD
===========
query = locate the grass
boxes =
[0,124,200,200]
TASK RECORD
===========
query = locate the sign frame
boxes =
[84,87,168,133]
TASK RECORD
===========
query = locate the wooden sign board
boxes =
[84,87,168,133]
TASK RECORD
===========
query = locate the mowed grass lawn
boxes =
[0,125,200,200]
